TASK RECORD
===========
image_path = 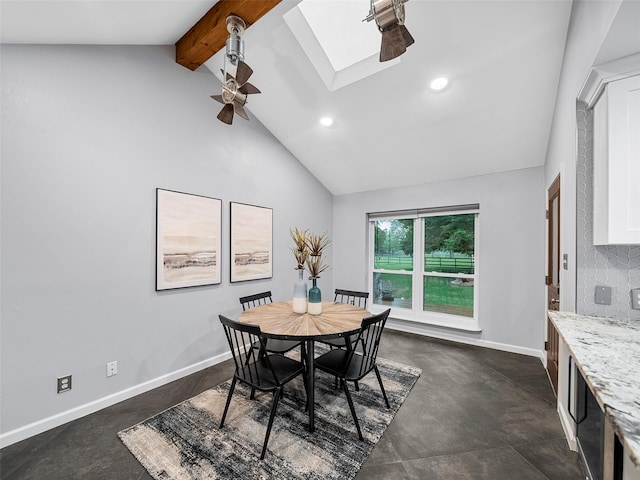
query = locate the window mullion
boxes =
[413,217,423,313]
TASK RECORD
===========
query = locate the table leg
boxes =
[306,339,315,432]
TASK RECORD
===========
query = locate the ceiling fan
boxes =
[364,0,415,62]
[211,15,261,125]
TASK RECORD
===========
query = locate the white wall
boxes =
[543,0,623,312]
[0,45,333,446]
[333,166,545,355]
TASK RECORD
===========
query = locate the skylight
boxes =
[283,0,400,92]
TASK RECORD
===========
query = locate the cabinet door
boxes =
[593,74,640,245]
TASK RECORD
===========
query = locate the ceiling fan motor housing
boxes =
[225,33,244,65]
[225,15,246,66]
[372,0,405,30]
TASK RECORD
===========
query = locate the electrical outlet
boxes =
[57,375,72,393]
[107,361,118,377]
[631,289,640,310]
[595,285,612,305]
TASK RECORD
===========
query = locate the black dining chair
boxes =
[314,308,391,441]
[334,289,369,308]
[239,291,305,358]
[317,289,371,390]
[318,289,370,350]
[218,315,308,460]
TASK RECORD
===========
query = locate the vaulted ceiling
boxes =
[1,0,574,195]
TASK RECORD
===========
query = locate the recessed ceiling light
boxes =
[320,116,334,127]
[430,77,449,91]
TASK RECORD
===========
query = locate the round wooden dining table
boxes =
[239,300,369,432]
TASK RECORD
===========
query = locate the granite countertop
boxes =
[548,311,640,470]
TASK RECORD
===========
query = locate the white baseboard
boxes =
[0,325,546,449]
[0,351,232,449]
[386,318,545,361]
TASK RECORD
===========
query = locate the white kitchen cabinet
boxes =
[593,74,640,245]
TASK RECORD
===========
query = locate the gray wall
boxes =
[0,45,333,443]
[333,166,546,353]
[543,0,623,313]
[576,102,640,319]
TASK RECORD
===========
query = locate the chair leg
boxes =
[374,365,390,408]
[220,376,237,428]
[341,379,363,441]
[260,388,282,460]
[301,365,309,412]
[250,387,256,400]
[343,339,360,391]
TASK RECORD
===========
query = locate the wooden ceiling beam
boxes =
[176,0,282,71]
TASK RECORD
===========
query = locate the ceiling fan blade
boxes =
[211,94,224,105]
[217,104,234,125]
[233,101,249,121]
[399,24,415,48]
[235,60,254,86]
[238,82,261,95]
[379,23,406,62]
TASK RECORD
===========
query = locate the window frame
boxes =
[367,206,481,332]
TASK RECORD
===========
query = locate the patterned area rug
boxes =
[118,355,421,480]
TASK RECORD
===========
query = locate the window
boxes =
[368,205,479,331]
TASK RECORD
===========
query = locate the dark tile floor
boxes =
[0,330,586,480]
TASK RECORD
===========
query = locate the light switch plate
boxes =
[595,285,612,305]
[631,289,640,310]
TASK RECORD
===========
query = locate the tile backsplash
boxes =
[576,102,640,320]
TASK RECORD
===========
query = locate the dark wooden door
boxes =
[546,175,560,394]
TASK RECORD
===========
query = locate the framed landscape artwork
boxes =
[156,189,221,291]
[230,202,273,282]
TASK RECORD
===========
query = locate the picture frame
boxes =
[230,202,273,282]
[156,188,222,291]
